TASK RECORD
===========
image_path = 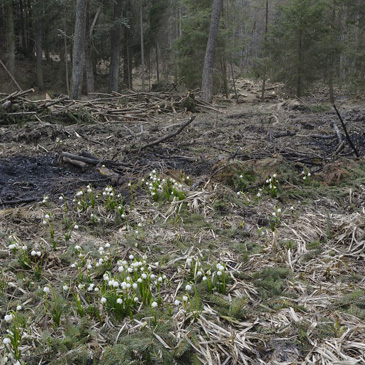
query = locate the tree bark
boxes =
[140,0,146,92]
[109,0,123,92]
[71,0,88,100]
[35,17,44,90]
[201,0,223,102]
[5,0,16,75]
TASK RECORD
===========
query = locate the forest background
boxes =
[1,0,365,101]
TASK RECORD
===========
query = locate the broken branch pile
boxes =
[0,89,212,125]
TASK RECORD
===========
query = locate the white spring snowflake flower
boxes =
[151,302,158,308]
[76,191,83,197]
[100,297,107,304]
[43,287,50,294]
[185,284,192,291]
[174,300,181,306]
[4,314,14,322]
[217,271,222,276]
[117,298,123,304]
[118,266,124,272]
[3,337,11,345]
[63,285,69,291]
[182,295,188,302]
[74,224,79,230]
[202,276,207,281]
[16,305,22,311]
[31,250,37,256]
[133,283,138,289]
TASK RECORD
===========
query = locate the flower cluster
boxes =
[265,174,280,198]
[143,170,187,202]
[301,170,311,185]
[185,257,227,295]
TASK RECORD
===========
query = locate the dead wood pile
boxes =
[0,88,213,125]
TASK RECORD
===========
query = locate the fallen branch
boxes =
[333,104,360,157]
[139,115,196,150]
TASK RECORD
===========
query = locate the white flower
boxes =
[186,258,192,266]
[151,301,158,308]
[182,295,188,302]
[76,191,83,196]
[70,263,76,268]
[3,337,11,345]
[36,251,41,257]
[100,297,107,304]
[133,283,138,289]
[4,314,13,322]
[202,276,207,281]
[150,274,156,279]
[217,271,222,276]
[174,300,181,306]
[117,298,123,304]
[105,243,110,248]
[63,285,69,291]
[43,287,50,294]
[137,278,142,283]
[87,264,92,270]
[31,250,37,256]
[142,273,147,279]
[277,208,281,213]
[59,196,64,200]
[118,266,124,272]
[74,224,79,230]
[197,271,202,276]
[16,305,22,311]
[185,284,192,291]
[75,245,81,251]
[129,255,135,260]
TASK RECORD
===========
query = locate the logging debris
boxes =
[0,89,216,125]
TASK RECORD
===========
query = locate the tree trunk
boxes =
[155,42,160,84]
[296,29,303,98]
[122,0,132,89]
[109,0,123,92]
[35,17,44,90]
[140,0,146,91]
[71,0,87,100]
[201,0,223,102]
[5,0,16,75]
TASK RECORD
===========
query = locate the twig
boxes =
[139,115,196,150]
[0,59,22,91]
[333,104,360,157]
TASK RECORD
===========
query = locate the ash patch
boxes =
[0,154,106,207]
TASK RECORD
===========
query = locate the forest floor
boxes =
[1,81,365,364]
